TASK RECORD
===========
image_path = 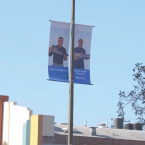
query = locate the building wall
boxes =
[2,102,15,145]
[30,115,54,145]
[42,115,54,136]
[42,133,145,145]
[23,120,31,145]
[26,120,31,145]
[2,102,32,145]
[22,123,27,145]
[0,95,9,145]
[30,115,43,145]
[42,144,65,145]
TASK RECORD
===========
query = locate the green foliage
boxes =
[117,63,145,123]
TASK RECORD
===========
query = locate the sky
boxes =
[0,0,145,127]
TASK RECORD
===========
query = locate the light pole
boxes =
[142,90,145,99]
[68,0,75,145]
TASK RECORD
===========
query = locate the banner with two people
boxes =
[48,21,93,85]
[48,21,70,82]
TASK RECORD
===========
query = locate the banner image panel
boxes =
[74,24,93,84]
[48,21,70,82]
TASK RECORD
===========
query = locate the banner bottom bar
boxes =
[47,79,93,85]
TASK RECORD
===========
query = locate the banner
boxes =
[48,21,70,82]
[74,24,93,85]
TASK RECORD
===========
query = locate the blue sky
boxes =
[0,0,145,127]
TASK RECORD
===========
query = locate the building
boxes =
[0,95,145,145]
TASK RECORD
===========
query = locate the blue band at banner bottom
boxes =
[48,66,91,85]
[74,68,91,85]
[48,65,69,82]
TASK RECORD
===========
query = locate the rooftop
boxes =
[54,124,145,141]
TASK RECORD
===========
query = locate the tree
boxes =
[117,63,145,123]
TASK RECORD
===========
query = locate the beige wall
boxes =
[30,115,54,145]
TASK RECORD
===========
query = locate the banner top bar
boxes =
[49,20,95,27]
[49,20,71,24]
[75,23,95,27]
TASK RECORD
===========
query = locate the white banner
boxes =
[74,24,93,84]
[48,21,70,82]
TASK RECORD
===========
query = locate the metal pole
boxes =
[68,0,75,145]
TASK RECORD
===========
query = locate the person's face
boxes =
[58,38,63,46]
[78,40,83,48]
